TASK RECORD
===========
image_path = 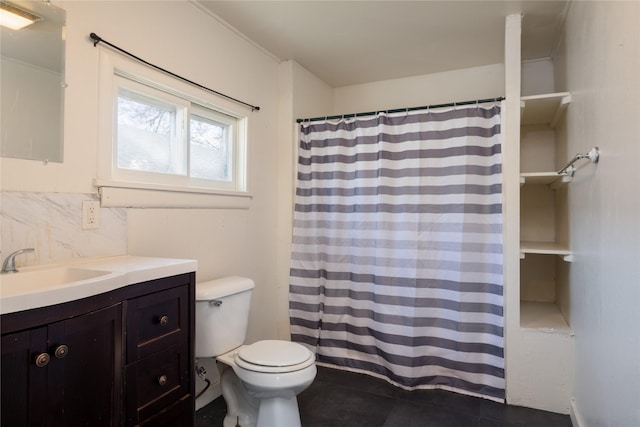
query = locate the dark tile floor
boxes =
[196,366,573,427]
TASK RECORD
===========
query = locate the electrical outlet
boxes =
[82,200,100,230]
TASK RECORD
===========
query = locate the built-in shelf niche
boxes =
[520,301,572,333]
[520,92,571,128]
[519,92,572,332]
[519,91,573,263]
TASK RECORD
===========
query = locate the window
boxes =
[113,76,243,192]
[97,52,249,208]
[189,107,234,183]
[116,85,186,176]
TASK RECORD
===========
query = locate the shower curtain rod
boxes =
[89,33,261,112]
[296,96,504,123]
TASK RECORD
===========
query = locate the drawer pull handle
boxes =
[54,345,69,359]
[34,352,50,368]
[159,315,169,326]
[158,375,168,386]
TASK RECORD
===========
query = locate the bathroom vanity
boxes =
[0,256,197,426]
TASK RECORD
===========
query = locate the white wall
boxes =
[521,58,554,97]
[1,1,282,343]
[554,2,640,425]
[333,63,504,114]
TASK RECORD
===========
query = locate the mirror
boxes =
[1,0,65,163]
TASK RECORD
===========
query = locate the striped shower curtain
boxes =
[289,104,504,400]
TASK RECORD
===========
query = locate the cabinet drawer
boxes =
[127,285,189,362]
[126,345,189,425]
[139,395,194,427]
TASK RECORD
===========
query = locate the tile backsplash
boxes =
[1,192,127,267]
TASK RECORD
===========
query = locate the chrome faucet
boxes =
[1,248,35,274]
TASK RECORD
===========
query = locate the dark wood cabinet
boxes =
[1,304,122,426]
[1,272,195,427]
[124,281,192,426]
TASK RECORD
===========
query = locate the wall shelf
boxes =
[520,92,571,128]
[520,172,572,188]
[520,301,573,334]
[520,241,573,262]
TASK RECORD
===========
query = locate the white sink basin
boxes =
[0,265,126,314]
[1,267,112,295]
[0,256,197,315]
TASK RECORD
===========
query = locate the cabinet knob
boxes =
[159,315,169,326]
[157,375,168,386]
[54,345,69,359]
[34,352,50,368]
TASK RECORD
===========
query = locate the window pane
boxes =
[190,115,231,182]
[117,91,185,175]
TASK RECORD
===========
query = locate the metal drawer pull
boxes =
[34,352,50,368]
[54,345,69,359]
[158,375,168,386]
[159,315,169,326]
[209,299,222,307]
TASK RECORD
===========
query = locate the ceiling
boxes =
[197,0,570,87]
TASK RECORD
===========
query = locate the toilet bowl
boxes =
[217,340,316,427]
[195,277,317,427]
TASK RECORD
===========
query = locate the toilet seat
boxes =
[235,340,315,373]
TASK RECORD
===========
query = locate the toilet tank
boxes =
[195,276,254,358]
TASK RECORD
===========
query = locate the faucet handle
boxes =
[1,248,35,274]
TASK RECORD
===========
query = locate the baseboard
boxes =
[570,397,585,427]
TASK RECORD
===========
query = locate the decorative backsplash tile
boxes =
[1,192,127,267]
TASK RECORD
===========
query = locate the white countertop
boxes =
[0,255,198,315]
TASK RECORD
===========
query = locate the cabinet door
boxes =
[46,303,123,427]
[1,327,49,426]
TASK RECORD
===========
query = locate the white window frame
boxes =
[97,51,250,208]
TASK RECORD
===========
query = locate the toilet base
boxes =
[221,366,259,427]
[220,364,306,427]
[217,343,315,427]
[256,395,302,427]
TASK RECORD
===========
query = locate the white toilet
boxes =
[195,276,316,427]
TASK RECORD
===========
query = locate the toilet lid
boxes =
[235,340,314,373]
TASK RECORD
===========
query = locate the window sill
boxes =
[95,180,252,209]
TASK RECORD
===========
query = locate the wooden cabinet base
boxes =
[1,272,195,427]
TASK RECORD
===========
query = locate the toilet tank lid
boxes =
[196,276,255,300]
